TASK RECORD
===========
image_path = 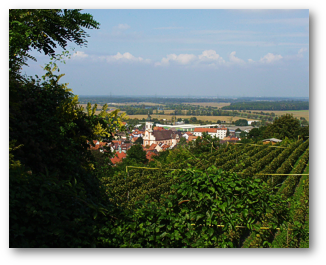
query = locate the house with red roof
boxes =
[110,152,126,165]
[193,127,227,139]
[148,143,158,151]
[187,135,199,142]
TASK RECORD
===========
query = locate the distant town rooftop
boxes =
[154,123,222,129]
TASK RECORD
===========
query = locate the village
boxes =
[89,113,268,165]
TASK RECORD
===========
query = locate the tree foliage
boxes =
[9,9,125,247]
[235,119,248,126]
[126,144,148,164]
[134,136,143,145]
[9,9,99,75]
[263,114,302,139]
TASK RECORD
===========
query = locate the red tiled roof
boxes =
[146,151,157,161]
[110,152,126,164]
[188,136,199,141]
[148,143,157,151]
[194,128,217,133]
[88,141,108,150]
[161,144,170,151]
[153,127,165,131]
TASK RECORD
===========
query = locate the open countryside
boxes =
[9,9,310,251]
[251,110,310,121]
[126,114,249,123]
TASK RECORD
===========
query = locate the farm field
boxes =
[78,103,309,123]
[183,102,231,108]
[109,102,164,106]
[102,139,309,248]
[126,114,253,123]
[272,110,309,121]
[77,104,122,115]
[245,110,309,121]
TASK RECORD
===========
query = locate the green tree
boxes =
[9,9,126,247]
[178,136,187,145]
[126,144,148,164]
[189,117,197,123]
[298,126,309,139]
[235,119,248,126]
[9,9,99,75]
[263,114,301,140]
[134,136,143,145]
[248,128,260,139]
[240,131,247,139]
[189,132,220,155]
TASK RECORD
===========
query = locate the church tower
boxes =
[145,121,153,133]
[143,121,154,147]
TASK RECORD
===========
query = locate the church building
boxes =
[143,121,180,148]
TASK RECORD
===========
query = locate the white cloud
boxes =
[175,54,197,64]
[293,47,309,59]
[101,52,150,63]
[298,47,308,54]
[72,51,88,59]
[259,53,283,64]
[155,53,197,66]
[114,24,130,30]
[70,51,150,64]
[229,51,245,65]
[156,50,285,67]
[156,50,225,66]
[198,50,225,64]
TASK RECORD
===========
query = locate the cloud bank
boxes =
[72,51,151,64]
[155,50,283,67]
[100,52,150,63]
[72,49,294,68]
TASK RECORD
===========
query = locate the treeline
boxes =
[79,96,232,105]
[115,104,235,116]
[78,96,308,105]
[170,109,241,117]
[222,101,309,111]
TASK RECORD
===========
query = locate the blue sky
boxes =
[23,9,309,97]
